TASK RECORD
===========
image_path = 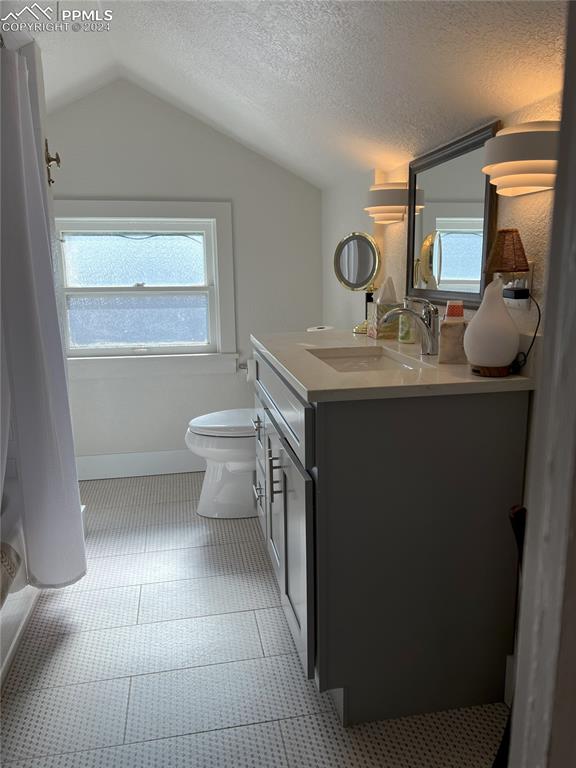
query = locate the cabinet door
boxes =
[280,437,315,679]
[253,394,266,465]
[266,416,285,588]
[253,395,267,539]
[254,458,267,540]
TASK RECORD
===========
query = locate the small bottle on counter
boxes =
[438,300,468,364]
[365,289,375,331]
[398,297,417,343]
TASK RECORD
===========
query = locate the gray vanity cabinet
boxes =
[252,340,532,726]
[278,431,315,678]
[253,397,267,539]
[265,416,285,587]
[261,413,315,677]
[254,456,266,538]
[254,353,315,678]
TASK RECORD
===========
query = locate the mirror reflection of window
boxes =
[435,218,483,293]
[412,146,486,295]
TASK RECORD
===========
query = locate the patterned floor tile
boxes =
[0,678,129,762]
[280,705,509,768]
[2,721,288,768]
[255,607,296,656]
[125,653,333,743]
[26,586,141,635]
[67,539,271,592]
[84,504,261,552]
[84,500,196,533]
[138,571,281,624]
[5,612,263,692]
[79,472,203,510]
[144,515,262,552]
[2,473,510,768]
[84,526,149,559]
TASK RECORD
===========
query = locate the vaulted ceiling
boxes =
[34,0,566,186]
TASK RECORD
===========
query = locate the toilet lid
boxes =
[188,409,256,438]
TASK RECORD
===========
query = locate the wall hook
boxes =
[45,139,61,186]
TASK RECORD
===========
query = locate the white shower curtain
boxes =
[1,47,87,587]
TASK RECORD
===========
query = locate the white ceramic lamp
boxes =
[464,229,529,377]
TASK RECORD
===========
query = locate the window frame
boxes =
[54,201,236,360]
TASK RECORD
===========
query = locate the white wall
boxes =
[47,80,322,477]
[321,170,375,330]
[322,92,562,335]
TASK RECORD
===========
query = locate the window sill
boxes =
[67,352,239,381]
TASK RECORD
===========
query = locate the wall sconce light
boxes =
[482,121,560,196]
[364,182,424,225]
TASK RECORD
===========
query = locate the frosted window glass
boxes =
[62,233,206,287]
[439,233,483,281]
[67,294,209,348]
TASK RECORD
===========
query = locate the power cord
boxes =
[509,293,542,374]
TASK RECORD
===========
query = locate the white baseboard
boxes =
[76,450,206,480]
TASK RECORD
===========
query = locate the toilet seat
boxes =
[188,409,256,438]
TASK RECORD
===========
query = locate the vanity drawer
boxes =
[254,352,314,469]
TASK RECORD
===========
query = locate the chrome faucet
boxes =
[381,298,440,355]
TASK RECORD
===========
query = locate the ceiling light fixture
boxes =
[482,121,560,197]
[364,182,424,225]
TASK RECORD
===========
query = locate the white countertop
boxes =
[251,330,535,402]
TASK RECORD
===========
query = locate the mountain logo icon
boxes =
[1,3,53,22]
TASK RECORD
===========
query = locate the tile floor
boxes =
[1,472,508,766]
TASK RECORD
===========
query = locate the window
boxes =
[55,202,236,359]
[434,217,484,294]
[57,220,215,355]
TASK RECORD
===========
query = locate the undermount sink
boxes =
[306,346,427,373]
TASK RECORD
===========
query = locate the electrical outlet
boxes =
[503,261,534,312]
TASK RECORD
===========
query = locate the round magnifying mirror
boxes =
[334,232,380,291]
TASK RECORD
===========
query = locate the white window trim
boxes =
[435,216,484,234]
[57,217,218,356]
[54,200,237,365]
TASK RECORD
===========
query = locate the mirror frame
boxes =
[406,121,500,309]
[334,232,381,291]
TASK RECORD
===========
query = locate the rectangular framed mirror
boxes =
[406,121,500,308]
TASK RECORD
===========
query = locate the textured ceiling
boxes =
[34,0,566,187]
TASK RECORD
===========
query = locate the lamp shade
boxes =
[482,121,560,196]
[364,183,424,224]
[485,228,529,274]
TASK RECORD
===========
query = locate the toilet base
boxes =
[197,460,257,519]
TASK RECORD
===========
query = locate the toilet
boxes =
[185,409,257,519]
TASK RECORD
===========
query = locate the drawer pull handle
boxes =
[252,483,264,503]
[268,454,283,498]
